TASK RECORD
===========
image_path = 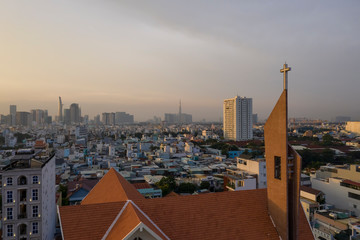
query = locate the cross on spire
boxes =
[280,63,291,90]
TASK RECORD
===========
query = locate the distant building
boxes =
[223,96,253,141]
[164,101,192,124]
[102,112,115,125]
[30,109,47,126]
[164,113,177,124]
[93,114,100,125]
[10,105,16,126]
[70,103,81,124]
[115,112,134,124]
[1,148,56,239]
[164,113,192,124]
[345,121,360,135]
[58,97,63,122]
[63,109,70,124]
[15,112,30,127]
[252,113,258,124]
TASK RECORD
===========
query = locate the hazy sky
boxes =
[1,1,359,121]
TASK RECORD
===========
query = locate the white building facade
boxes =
[311,177,360,217]
[223,96,253,141]
[2,152,56,240]
[236,157,267,189]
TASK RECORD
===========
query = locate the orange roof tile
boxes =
[59,202,126,240]
[81,168,144,205]
[61,169,314,240]
[137,189,279,240]
[132,182,152,189]
[106,201,169,240]
[164,191,179,197]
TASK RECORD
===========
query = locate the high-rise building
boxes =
[10,105,16,126]
[1,148,56,240]
[69,103,81,124]
[164,113,177,124]
[115,112,134,124]
[58,97,63,122]
[164,101,192,124]
[63,109,70,125]
[252,114,258,124]
[102,113,115,125]
[15,112,30,127]
[223,96,253,141]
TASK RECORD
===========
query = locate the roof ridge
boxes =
[101,200,131,240]
[81,168,115,204]
[129,200,171,240]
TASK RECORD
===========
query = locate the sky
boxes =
[0,1,359,122]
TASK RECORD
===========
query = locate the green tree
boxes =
[200,181,210,190]
[156,176,176,196]
[134,132,142,139]
[322,134,334,146]
[150,145,159,151]
[178,182,197,193]
[59,184,69,206]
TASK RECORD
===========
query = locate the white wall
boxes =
[42,156,56,240]
[311,177,360,216]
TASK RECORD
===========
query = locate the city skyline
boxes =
[1,1,359,121]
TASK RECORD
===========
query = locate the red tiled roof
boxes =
[164,191,179,197]
[343,179,360,187]
[300,186,323,196]
[59,202,126,240]
[61,170,314,240]
[81,168,144,205]
[106,201,168,239]
[137,190,281,240]
[132,182,152,189]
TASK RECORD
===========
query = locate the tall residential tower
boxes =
[223,96,253,141]
[58,97,63,122]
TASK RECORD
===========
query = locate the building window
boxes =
[274,156,281,180]
[18,176,27,185]
[348,192,360,200]
[237,181,244,187]
[32,176,39,184]
[7,191,13,203]
[32,222,39,234]
[7,224,13,237]
[7,208,13,220]
[6,177,13,186]
[32,205,39,217]
[32,189,39,201]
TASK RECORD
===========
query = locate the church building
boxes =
[58,64,314,240]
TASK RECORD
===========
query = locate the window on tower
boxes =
[274,156,281,180]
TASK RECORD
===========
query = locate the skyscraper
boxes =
[9,105,16,126]
[58,97,63,122]
[64,109,70,124]
[69,103,81,124]
[223,96,253,141]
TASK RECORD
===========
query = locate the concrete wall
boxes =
[41,156,56,240]
[311,177,360,216]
